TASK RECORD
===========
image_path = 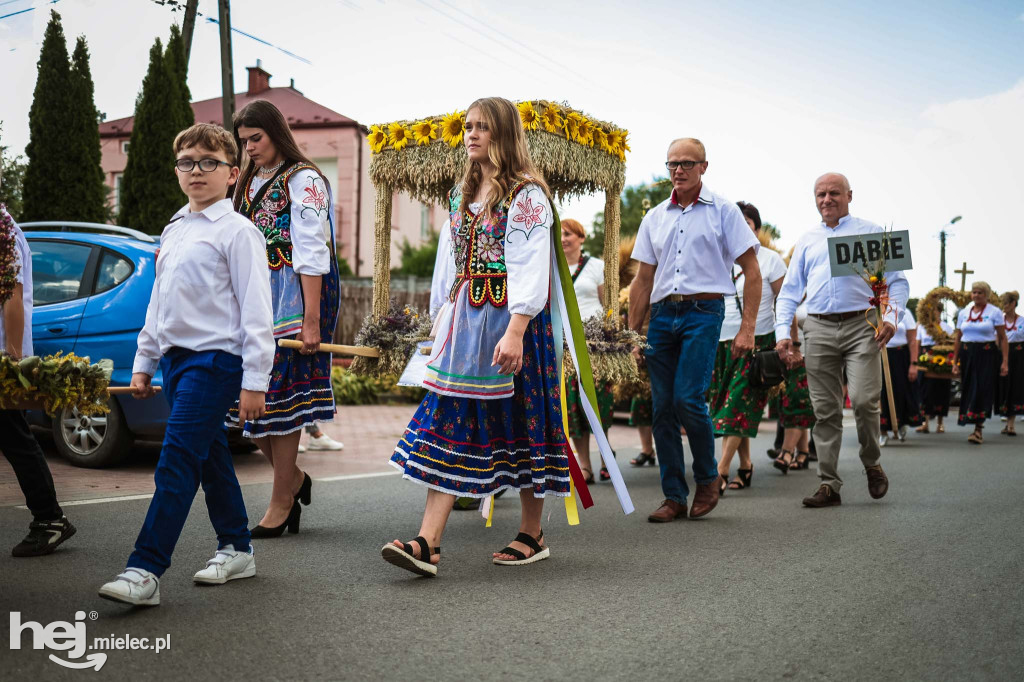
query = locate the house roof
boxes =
[99,86,363,138]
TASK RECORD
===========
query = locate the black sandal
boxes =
[381,536,440,577]
[773,449,795,475]
[718,472,729,495]
[599,451,617,481]
[493,530,550,566]
[630,451,656,467]
[580,467,594,484]
[727,467,753,489]
[790,451,810,470]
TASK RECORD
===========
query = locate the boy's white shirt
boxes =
[132,199,275,392]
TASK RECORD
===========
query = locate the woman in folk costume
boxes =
[916,317,954,434]
[953,281,1009,445]
[383,97,575,576]
[997,291,1022,435]
[229,100,341,536]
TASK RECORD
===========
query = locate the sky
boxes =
[2,0,1023,297]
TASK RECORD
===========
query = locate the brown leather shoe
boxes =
[647,499,687,523]
[802,484,841,507]
[689,478,722,518]
[866,465,889,499]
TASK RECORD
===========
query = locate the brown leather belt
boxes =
[663,293,724,302]
[809,310,868,323]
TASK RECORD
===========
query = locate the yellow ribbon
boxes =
[560,361,580,526]
[485,495,494,528]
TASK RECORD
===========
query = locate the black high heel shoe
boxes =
[251,500,301,538]
[294,472,312,506]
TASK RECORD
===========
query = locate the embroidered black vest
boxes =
[448,180,528,308]
[240,162,317,270]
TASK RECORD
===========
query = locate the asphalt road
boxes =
[3,419,1023,681]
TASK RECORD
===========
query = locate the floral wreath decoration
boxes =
[915,286,1001,376]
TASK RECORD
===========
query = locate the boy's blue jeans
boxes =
[645,298,725,505]
[128,348,251,576]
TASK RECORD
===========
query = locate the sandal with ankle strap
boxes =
[580,467,594,484]
[381,536,440,577]
[630,451,656,467]
[790,451,810,470]
[773,449,794,474]
[727,466,753,489]
[599,451,617,481]
[492,531,550,566]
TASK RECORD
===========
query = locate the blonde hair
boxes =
[174,123,238,161]
[561,218,585,239]
[1003,290,1019,306]
[459,97,550,216]
[971,281,993,299]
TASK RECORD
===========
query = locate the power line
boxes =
[0,0,60,23]
[202,16,312,65]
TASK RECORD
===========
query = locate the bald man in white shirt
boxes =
[775,173,909,508]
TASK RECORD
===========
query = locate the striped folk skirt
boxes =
[390,307,571,499]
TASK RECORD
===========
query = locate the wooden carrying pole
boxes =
[877,309,899,432]
[278,339,380,358]
[108,386,162,395]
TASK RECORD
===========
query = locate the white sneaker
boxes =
[307,433,344,451]
[98,568,160,606]
[297,444,307,453]
[879,434,888,447]
[193,545,255,585]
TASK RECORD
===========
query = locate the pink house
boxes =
[98,62,439,275]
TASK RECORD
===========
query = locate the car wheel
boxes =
[51,398,133,468]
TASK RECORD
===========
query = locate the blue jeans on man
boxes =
[127,348,250,576]
[645,298,725,505]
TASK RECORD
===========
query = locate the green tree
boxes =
[0,125,29,220]
[391,232,440,278]
[22,10,73,222]
[118,37,185,233]
[584,177,672,255]
[68,36,109,223]
[164,24,194,133]
[762,221,781,240]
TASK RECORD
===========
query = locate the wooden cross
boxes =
[954,261,974,292]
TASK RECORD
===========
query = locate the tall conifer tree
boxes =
[118,38,184,233]
[164,24,195,134]
[69,37,109,223]
[22,11,72,221]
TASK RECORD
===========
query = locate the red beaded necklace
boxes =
[1006,314,1019,332]
[967,305,985,323]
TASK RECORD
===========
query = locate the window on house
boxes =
[121,141,130,154]
[114,174,124,213]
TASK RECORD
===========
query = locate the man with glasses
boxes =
[629,138,762,523]
[774,173,908,508]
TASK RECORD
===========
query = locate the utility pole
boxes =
[937,215,961,288]
[218,0,235,127]
[181,0,199,65]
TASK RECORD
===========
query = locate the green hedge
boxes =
[331,366,426,405]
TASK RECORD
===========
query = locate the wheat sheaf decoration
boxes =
[367,100,628,204]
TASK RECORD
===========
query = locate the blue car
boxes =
[20,222,170,467]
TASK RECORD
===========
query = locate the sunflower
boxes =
[592,126,608,152]
[518,101,540,131]
[440,111,465,147]
[412,119,438,146]
[388,122,412,151]
[368,124,388,153]
[576,116,594,147]
[541,103,562,133]
[563,111,583,141]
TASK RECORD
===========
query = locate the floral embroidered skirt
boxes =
[630,394,652,427]
[997,343,1024,416]
[919,346,952,417]
[958,341,1000,426]
[565,377,614,438]
[779,363,816,429]
[227,263,340,437]
[710,333,776,438]
[880,345,923,432]
[391,307,571,499]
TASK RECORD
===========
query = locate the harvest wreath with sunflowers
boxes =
[915,285,1001,376]
[351,99,638,382]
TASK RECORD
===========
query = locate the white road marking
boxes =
[10,471,400,509]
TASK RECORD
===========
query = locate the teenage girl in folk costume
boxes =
[229,100,341,537]
[383,97,570,577]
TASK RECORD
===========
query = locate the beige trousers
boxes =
[803,315,883,492]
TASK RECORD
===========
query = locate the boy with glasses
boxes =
[99,123,275,606]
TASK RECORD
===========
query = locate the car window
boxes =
[29,241,94,305]
[94,249,134,295]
